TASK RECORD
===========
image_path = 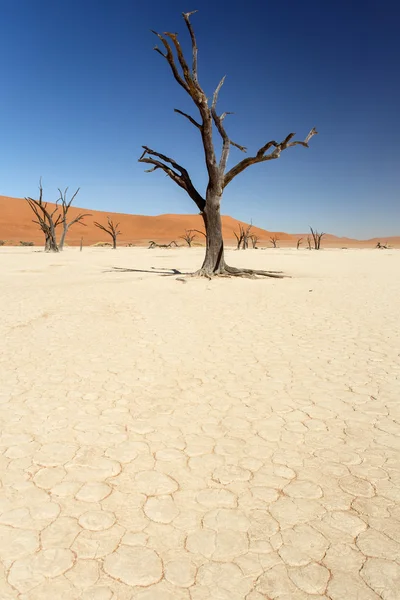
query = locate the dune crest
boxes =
[0,195,398,247]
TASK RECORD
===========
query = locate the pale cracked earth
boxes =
[0,246,399,600]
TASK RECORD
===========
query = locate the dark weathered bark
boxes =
[25,181,61,252]
[310,227,325,250]
[197,196,226,275]
[297,238,303,249]
[138,12,317,278]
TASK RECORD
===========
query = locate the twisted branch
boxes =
[138,146,205,211]
[224,127,318,187]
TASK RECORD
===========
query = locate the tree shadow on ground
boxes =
[105,266,186,277]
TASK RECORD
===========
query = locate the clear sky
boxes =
[1,0,399,238]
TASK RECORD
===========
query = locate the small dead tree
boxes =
[233,225,244,250]
[296,238,303,249]
[233,223,252,250]
[138,11,317,278]
[58,188,91,250]
[25,180,62,252]
[250,234,259,249]
[307,235,312,250]
[94,217,121,249]
[148,240,178,248]
[270,235,279,248]
[180,230,197,247]
[310,227,325,250]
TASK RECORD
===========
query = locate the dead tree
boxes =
[307,235,312,250]
[233,223,252,250]
[58,188,91,250]
[270,235,279,248]
[297,238,303,249]
[148,240,178,248]
[310,227,325,250]
[180,230,197,247]
[138,11,317,278]
[25,180,62,252]
[94,217,121,249]
[250,234,259,249]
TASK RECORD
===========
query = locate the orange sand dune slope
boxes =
[0,195,291,246]
[0,194,399,247]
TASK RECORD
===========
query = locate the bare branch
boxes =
[192,228,206,238]
[68,213,91,227]
[151,30,190,93]
[182,11,199,82]
[150,14,218,183]
[210,76,247,172]
[174,109,201,129]
[138,146,205,212]
[224,127,318,188]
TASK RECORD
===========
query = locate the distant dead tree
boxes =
[58,188,91,251]
[376,241,390,249]
[180,229,197,247]
[25,180,62,252]
[138,11,317,278]
[148,240,178,248]
[234,223,252,250]
[310,227,325,250]
[94,217,121,249]
[233,226,244,250]
[250,234,259,249]
[307,235,312,250]
[270,235,279,248]
[297,238,303,249]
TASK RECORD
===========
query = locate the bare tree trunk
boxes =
[198,195,226,275]
[112,235,117,249]
[59,226,67,251]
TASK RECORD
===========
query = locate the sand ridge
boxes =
[1,194,399,247]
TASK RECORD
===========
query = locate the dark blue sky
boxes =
[1,0,399,237]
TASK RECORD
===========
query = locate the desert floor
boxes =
[0,246,399,599]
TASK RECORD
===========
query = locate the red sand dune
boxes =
[0,195,399,248]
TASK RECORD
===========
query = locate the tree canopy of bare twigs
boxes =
[94,217,121,249]
[250,233,259,249]
[25,180,88,252]
[270,235,279,248]
[138,11,317,278]
[180,230,197,247]
[25,180,62,252]
[58,188,91,250]
[233,223,253,250]
[309,227,325,250]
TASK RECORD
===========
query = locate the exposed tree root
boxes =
[190,264,287,279]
